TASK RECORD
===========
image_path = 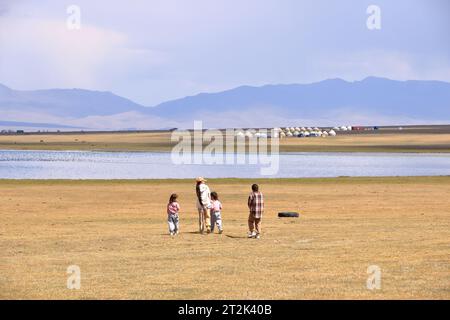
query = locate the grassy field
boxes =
[1,177,449,299]
[0,131,450,152]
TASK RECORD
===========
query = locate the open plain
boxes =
[1,177,449,299]
[1,126,450,153]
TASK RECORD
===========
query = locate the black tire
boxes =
[278,212,300,218]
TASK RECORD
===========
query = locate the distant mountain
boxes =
[0,120,82,129]
[146,77,450,126]
[0,84,147,118]
[1,77,450,130]
[0,83,11,95]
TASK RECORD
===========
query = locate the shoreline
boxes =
[3,148,450,154]
[1,176,449,183]
[0,131,449,153]
[1,147,450,154]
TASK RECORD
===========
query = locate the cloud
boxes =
[1,0,449,107]
[0,18,113,87]
[0,15,169,92]
[0,0,16,16]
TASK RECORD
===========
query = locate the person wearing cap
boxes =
[195,177,212,233]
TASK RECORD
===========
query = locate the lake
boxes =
[0,150,449,179]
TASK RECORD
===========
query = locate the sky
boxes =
[0,0,449,106]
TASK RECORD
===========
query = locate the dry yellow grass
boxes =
[1,177,449,299]
[0,131,449,152]
[0,132,173,152]
[280,133,450,152]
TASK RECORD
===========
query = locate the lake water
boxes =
[0,150,449,179]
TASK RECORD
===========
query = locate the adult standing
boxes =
[195,177,212,234]
[248,183,264,239]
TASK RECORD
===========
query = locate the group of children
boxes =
[166,191,223,236]
[166,182,264,239]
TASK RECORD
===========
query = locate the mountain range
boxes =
[1,77,449,130]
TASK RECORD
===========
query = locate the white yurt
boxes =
[286,132,293,137]
[328,130,337,136]
[236,131,245,137]
[245,131,254,138]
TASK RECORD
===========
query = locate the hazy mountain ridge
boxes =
[0,84,147,118]
[147,77,450,120]
[1,77,450,130]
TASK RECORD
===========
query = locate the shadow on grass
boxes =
[158,232,248,238]
[186,231,203,235]
[225,234,248,239]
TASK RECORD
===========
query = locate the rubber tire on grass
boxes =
[278,212,300,218]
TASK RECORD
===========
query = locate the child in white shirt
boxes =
[210,192,223,234]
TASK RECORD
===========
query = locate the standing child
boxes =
[167,193,180,236]
[210,192,223,234]
[248,184,264,239]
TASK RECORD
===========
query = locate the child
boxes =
[210,192,223,234]
[167,193,180,236]
[248,184,264,239]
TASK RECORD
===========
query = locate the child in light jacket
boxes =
[210,192,223,234]
[167,193,180,236]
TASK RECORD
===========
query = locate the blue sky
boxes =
[0,0,449,106]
